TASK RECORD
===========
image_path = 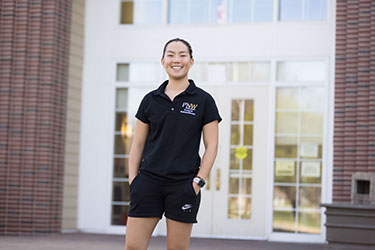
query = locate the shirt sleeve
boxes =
[202,94,222,126]
[135,95,150,124]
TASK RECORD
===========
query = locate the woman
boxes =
[124,38,221,250]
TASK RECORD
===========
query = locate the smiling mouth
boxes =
[172,66,182,70]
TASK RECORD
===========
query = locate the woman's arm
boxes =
[128,119,149,184]
[193,120,219,193]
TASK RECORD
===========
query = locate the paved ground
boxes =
[0,233,373,250]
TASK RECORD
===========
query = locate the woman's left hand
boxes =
[192,182,201,195]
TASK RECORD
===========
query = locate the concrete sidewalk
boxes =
[0,233,372,250]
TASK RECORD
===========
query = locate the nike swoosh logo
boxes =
[182,204,193,211]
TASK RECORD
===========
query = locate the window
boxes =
[117,64,129,81]
[190,62,271,82]
[277,61,327,82]
[120,0,162,24]
[228,99,254,219]
[279,0,327,21]
[117,62,270,83]
[111,88,132,225]
[117,63,166,82]
[273,87,324,234]
[169,0,273,24]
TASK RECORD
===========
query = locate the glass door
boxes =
[208,86,270,238]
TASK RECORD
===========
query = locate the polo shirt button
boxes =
[171,107,174,111]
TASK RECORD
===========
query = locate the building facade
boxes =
[1,0,374,245]
[78,0,334,243]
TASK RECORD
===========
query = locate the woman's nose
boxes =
[172,55,181,62]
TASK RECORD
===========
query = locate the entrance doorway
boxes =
[191,85,270,238]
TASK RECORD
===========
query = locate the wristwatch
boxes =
[193,176,206,188]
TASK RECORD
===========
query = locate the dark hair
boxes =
[162,38,193,59]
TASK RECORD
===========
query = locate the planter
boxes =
[321,203,375,246]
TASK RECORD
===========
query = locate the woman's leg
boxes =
[166,218,193,250]
[124,217,159,250]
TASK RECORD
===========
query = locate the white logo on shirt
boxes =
[180,102,198,116]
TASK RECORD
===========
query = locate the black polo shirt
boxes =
[135,79,222,182]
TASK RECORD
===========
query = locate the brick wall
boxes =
[62,0,84,231]
[0,0,72,234]
[334,0,375,202]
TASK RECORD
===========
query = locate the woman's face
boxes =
[161,41,194,81]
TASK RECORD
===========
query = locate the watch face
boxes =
[193,177,205,187]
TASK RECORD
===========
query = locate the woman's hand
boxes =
[129,175,136,185]
[192,182,201,195]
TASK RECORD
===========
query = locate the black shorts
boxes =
[128,172,201,223]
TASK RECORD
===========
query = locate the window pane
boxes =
[279,0,302,21]
[298,186,321,209]
[244,100,254,121]
[243,148,253,170]
[169,0,189,24]
[228,197,239,219]
[228,62,250,82]
[298,212,321,234]
[230,148,240,169]
[253,0,273,22]
[116,89,128,109]
[120,1,134,24]
[134,0,162,24]
[231,100,241,121]
[250,62,270,81]
[189,63,207,81]
[228,0,251,23]
[300,137,322,159]
[231,124,241,145]
[275,112,298,134]
[300,88,324,112]
[241,177,252,195]
[208,63,227,82]
[300,112,323,135]
[113,157,129,178]
[274,161,296,183]
[115,112,127,132]
[273,210,296,232]
[191,0,209,23]
[229,177,239,194]
[240,197,251,219]
[275,136,298,158]
[112,182,130,202]
[114,134,132,155]
[129,63,162,82]
[273,186,296,209]
[243,125,253,146]
[300,161,321,184]
[112,205,129,225]
[209,0,226,23]
[117,64,129,81]
[276,88,298,110]
[277,61,327,82]
[304,0,326,20]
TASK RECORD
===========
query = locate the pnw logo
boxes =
[181,204,193,212]
[180,102,198,116]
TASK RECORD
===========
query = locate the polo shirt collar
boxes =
[154,79,197,97]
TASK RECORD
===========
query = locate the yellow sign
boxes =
[235,146,248,159]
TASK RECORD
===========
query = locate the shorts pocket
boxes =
[188,182,200,197]
[129,174,140,189]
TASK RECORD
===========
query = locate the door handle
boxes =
[216,168,221,191]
